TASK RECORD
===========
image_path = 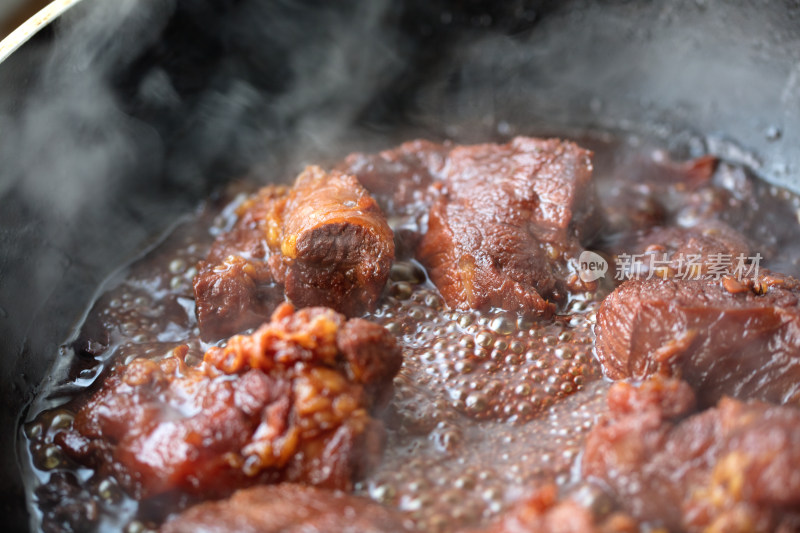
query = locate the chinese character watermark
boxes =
[573,251,762,282]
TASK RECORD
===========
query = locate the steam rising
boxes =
[1,2,414,527]
[4,1,799,529]
[3,1,170,219]
[3,0,414,228]
[0,0,414,362]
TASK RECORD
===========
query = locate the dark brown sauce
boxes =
[20,132,800,533]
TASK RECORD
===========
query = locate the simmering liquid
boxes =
[20,132,800,532]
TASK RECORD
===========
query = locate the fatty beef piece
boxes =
[582,377,800,533]
[193,166,395,341]
[55,303,403,500]
[161,484,412,533]
[594,272,800,406]
[416,137,600,316]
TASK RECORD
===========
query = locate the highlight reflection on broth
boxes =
[23,133,800,532]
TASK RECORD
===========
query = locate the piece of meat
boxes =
[473,484,640,533]
[417,137,599,314]
[336,139,449,219]
[339,137,601,312]
[340,137,601,312]
[595,274,800,406]
[160,484,411,533]
[420,199,561,314]
[56,304,402,500]
[193,186,287,341]
[609,221,751,281]
[337,139,450,258]
[193,255,283,341]
[193,166,394,340]
[582,378,800,532]
[268,165,395,316]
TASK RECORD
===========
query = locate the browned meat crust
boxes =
[56,304,402,500]
[193,185,287,341]
[194,166,394,340]
[268,166,395,316]
[336,139,449,220]
[417,137,598,315]
[594,273,800,406]
[583,378,800,532]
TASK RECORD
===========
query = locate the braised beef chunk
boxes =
[420,199,560,314]
[336,139,450,257]
[336,139,449,219]
[193,255,282,341]
[267,166,395,316]
[583,378,800,532]
[193,185,288,340]
[475,484,639,533]
[417,137,598,314]
[610,221,751,280]
[340,137,600,313]
[56,304,402,499]
[161,484,411,533]
[595,275,800,406]
[193,166,394,340]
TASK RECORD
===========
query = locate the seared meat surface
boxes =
[56,304,401,499]
[595,273,800,406]
[583,378,800,532]
[161,484,411,533]
[193,254,283,342]
[343,137,600,313]
[417,137,599,314]
[337,139,449,221]
[268,166,395,316]
[194,166,394,340]
[337,139,450,257]
[193,185,287,341]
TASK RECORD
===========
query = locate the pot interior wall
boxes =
[1,0,799,530]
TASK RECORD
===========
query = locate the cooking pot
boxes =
[2,0,799,530]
